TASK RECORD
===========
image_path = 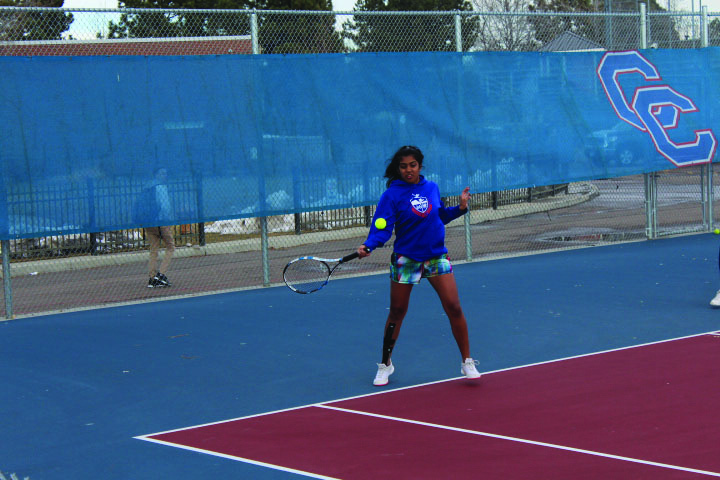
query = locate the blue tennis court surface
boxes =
[2,234,720,479]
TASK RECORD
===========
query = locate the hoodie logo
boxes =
[410,193,432,217]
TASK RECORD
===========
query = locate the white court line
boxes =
[135,329,720,478]
[318,404,720,478]
[137,436,340,480]
[136,329,720,439]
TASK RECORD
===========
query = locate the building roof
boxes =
[540,31,605,52]
[0,35,253,56]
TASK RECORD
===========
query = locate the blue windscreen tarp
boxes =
[0,48,718,239]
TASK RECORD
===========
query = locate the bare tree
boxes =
[471,0,539,51]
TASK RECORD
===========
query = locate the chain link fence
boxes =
[1,7,718,318]
[1,7,719,53]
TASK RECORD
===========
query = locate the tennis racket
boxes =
[283,249,367,294]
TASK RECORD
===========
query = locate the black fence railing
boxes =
[5,184,568,261]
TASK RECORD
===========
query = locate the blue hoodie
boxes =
[364,176,467,261]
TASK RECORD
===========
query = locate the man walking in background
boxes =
[145,167,175,288]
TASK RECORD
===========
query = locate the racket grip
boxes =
[342,252,360,262]
[341,247,370,263]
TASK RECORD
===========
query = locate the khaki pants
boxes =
[147,226,175,277]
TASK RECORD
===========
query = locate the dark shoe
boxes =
[147,276,161,288]
[156,272,172,287]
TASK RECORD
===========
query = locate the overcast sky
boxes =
[59,0,718,40]
[62,0,359,10]
[61,0,720,11]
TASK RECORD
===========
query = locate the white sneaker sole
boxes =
[373,364,394,386]
[461,367,482,379]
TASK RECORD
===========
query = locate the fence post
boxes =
[709,161,714,229]
[261,218,270,286]
[454,12,473,261]
[605,0,613,49]
[639,3,647,49]
[644,172,657,239]
[454,13,462,52]
[701,165,706,229]
[86,177,98,255]
[363,205,372,226]
[251,10,271,286]
[701,8,710,230]
[194,174,206,246]
[251,11,259,54]
[702,163,713,231]
[2,239,12,320]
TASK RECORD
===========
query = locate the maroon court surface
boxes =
[140,333,720,479]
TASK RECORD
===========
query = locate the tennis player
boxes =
[357,145,481,386]
[711,250,720,307]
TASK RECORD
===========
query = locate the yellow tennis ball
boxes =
[374,218,387,230]
[715,228,720,235]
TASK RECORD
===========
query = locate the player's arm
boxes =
[363,195,395,252]
[439,187,470,224]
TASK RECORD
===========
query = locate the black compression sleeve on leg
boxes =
[381,322,397,365]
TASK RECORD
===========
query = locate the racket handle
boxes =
[341,247,370,263]
[342,252,359,262]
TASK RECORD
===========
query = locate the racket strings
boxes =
[284,258,332,293]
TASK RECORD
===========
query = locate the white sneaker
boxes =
[373,362,394,386]
[711,290,720,307]
[461,358,482,379]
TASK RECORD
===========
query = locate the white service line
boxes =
[137,330,720,439]
[138,436,341,480]
[318,404,720,478]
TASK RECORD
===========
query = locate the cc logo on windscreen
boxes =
[597,50,716,167]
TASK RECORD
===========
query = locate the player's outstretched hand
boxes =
[358,245,371,258]
[460,186,470,210]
